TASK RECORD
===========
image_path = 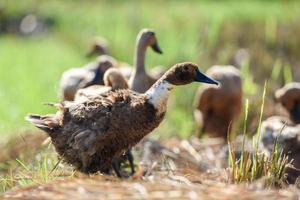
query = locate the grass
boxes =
[228,83,291,186]
[0,143,73,193]
[0,0,300,137]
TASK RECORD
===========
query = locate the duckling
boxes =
[260,116,300,183]
[129,29,163,93]
[59,55,117,101]
[26,62,218,177]
[275,82,300,124]
[86,37,109,57]
[194,65,242,138]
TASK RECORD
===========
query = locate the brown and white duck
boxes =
[59,55,117,101]
[129,29,163,93]
[26,62,218,177]
[194,65,242,138]
[275,82,300,124]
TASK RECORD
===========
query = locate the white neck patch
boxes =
[145,80,173,113]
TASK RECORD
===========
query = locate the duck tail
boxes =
[25,114,61,134]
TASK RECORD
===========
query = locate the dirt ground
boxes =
[2,135,300,200]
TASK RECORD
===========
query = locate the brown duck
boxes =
[194,65,242,138]
[59,55,117,101]
[26,62,218,176]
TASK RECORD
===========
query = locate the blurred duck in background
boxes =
[86,36,110,57]
[59,55,117,101]
[260,116,300,183]
[74,68,128,101]
[128,29,163,93]
[259,82,300,183]
[86,29,165,89]
[194,65,242,138]
[275,82,300,124]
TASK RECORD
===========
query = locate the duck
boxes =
[26,62,218,177]
[275,82,300,124]
[128,29,164,93]
[194,65,242,138]
[86,36,109,57]
[260,116,300,183]
[74,68,128,101]
[85,29,165,84]
[59,55,117,101]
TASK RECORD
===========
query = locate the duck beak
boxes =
[151,42,163,54]
[194,69,219,85]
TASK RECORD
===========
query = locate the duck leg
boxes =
[126,150,135,175]
[112,161,123,178]
[111,150,135,178]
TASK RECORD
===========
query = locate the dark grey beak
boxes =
[194,69,219,85]
[151,42,163,54]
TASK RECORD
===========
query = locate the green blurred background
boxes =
[0,0,300,137]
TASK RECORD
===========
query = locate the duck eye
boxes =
[184,66,188,71]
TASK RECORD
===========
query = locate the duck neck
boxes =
[145,79,174,113]
[132,36,147,76]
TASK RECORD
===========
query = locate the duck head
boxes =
[95,55,117,72]
[103,68,128,90]
[146,62,218,113]
[162,62,219,86]
[138,29,163,54]
[89,55,117,85]
[86,37,109,57]
[275,83,300,124]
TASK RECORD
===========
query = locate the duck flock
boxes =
[25,29,300,182]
